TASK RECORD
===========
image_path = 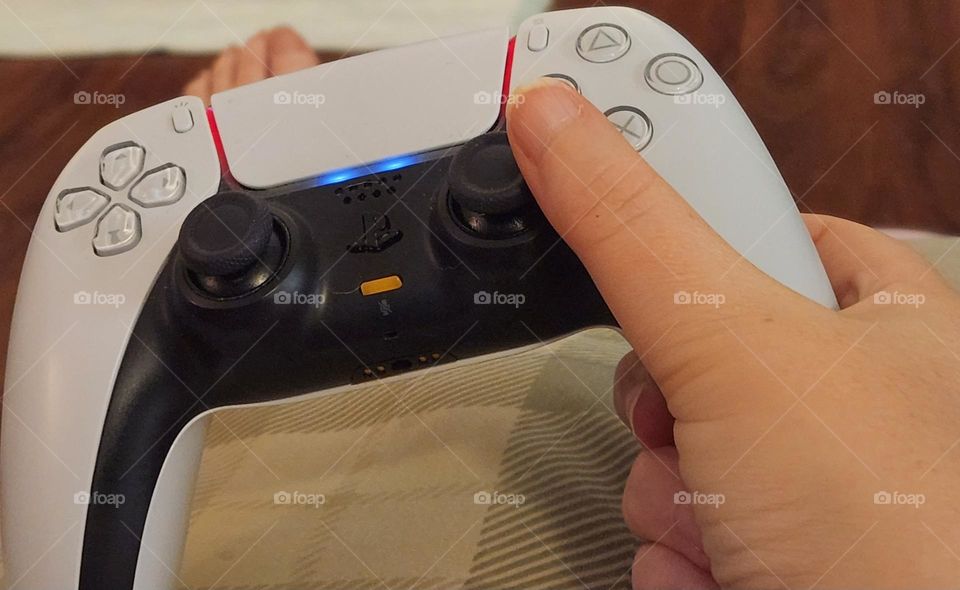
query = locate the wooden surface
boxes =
[2,1,960,385]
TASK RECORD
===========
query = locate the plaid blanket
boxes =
[178,328,635,590]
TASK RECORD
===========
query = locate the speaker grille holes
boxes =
[337,175,403,205]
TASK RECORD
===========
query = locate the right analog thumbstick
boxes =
[447,131,538,238]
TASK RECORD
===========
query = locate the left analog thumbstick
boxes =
[178,192,285,298]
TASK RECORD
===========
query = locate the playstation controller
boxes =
[1,7,836,589]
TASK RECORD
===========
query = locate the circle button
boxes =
[605,107,653,152]
[645,53,704,95]
[576,24,631,63]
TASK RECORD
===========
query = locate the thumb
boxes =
[506,79,809,354]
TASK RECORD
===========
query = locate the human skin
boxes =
[506,77,960,589]
[183,26,321,105]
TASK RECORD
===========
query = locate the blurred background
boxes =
[1,0,960,360]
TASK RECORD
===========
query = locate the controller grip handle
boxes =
[132,416,208,590]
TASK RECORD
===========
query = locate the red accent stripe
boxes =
[500,36,517,117]
[205,107,228,173]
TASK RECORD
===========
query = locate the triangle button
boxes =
[589,29,622,51]
[577,24,631,63]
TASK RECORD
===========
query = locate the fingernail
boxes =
[618,384,645,435]
[614,368,649,435]
[508,77,583,161]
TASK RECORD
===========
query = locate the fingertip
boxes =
[506,76,591,164]
[269,25,311,50]
[211,45,239,94]
[629,381,676,449]
[246,31,269,54]
[632,542,719,590]
[184,68,212,106]
[505,74,656,250]
[801,213,941,308]
[268,25,319,74]
[623,448,682,536]
[623,447,709,570]
[613,352,675,448]
[613,351,642,421]
[237,32,269,85]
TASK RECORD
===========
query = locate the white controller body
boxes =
[1,7,836,590]
[511,8,836,307]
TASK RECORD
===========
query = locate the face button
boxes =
[645,53,704,95]
[527,24,550,52]
[129,164,186,208]
[605,107,653,151]
[576,23,631,63]
[545,73,580,93]
[100,142,145,190]
[93,204,142,256]
[54,187,109,232]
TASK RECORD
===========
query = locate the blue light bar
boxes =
[310,153,428,188]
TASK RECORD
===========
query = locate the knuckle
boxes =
[565,156,665,251]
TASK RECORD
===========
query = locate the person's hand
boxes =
[506,77,960,589]
[184,26,320,105]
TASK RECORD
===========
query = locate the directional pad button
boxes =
[100,142,145,190]
[93,204,141,256]
[130,164,186,208]
[54,187,109,232]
